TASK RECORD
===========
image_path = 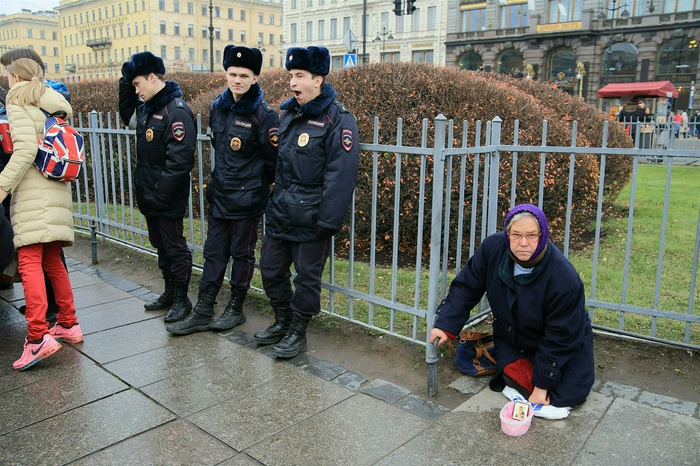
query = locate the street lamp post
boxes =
[373,27,393,62]
[598,0,629,54]
[208,0,214,72]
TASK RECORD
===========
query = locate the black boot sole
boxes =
[253,332,288,345]
[166,323,212,335]
[163,303,193,323]
[272,343,307,359]
[144,302,173,311]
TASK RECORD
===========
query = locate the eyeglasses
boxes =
[508,233,540,243]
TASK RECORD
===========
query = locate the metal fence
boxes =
[71,111,700,394]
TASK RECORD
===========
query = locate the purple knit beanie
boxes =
[503,204,549,263]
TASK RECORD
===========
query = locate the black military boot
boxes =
[163,284,192,323]
[210,286,247,331]
[144,277,175,310]
[271,313,310,359]
[253,306,293,345]
[166,291,216,335]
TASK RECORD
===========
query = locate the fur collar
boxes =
[139,81,183,114]
[280,83,337,116]
[211,83,263,114]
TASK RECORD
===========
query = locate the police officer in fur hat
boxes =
[254,46,359,358]
[118,52,196,323]
[167,45,279,335]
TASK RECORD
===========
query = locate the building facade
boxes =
[282,0,450,69]
[446,0,700,110]
[0,10,63,81]
[55,0,282,81]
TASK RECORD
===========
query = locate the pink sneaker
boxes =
[49,323,84,344]
[13,334,62,371]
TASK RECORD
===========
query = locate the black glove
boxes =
[153,198,168,211]
[317,227,335,238]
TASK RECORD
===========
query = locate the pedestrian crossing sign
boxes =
[344,54,357,69]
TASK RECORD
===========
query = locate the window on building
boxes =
[459,51,483,70]
[188,2,194,14]
[189,48,195,61]
[135,23,139,35]
[216,49,221,63]
[98,9,102,19]
[159,0,165,10]
[330,18,338,39]
[215,27,220,39]
[546,47,576,82]
[412,50,434,63]
[318,20,325,40]
[201,4,207,15]
[497,48,524,75]
[306,21,313,40]
[460,6,486,32]
[203,49,208,63]
[241,30,246,42]
[215,6,220,17]
[291,0,297,8]
[228,29,234,40]
[269,55,274,67]
[657,37,700,76]
[259,12,264,23]
[174,0,180,12]
[411,9,421,30]
[601,42,638,82]
[500,1,528,28]
[291,23,297,42]
[241,10,246,20]
[40,30,46,39]
[41,46,47,55]
[55,63,60,73]
[143,21,147,34]
[307,0,313,5]
[174,23,180,35]
[343,17,350,35]
[202,26,208,38]
[27,29,33,38]
[269,33,274,44]
[395,14,404,33]
[160,21,166,34]
[270,14,275,24]
[125,4,129,14]
[332,55,342,70]
[127,24,131,36]
[547,0,581,23]
[53,31,58,41]
[227,8,233,19]
[189,24,195,36]
[161,45,167,58]
[175,47,181,59]
[427,6,437,29]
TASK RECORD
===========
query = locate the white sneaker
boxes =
[501,386,570,419]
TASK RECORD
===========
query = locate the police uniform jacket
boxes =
[265,83,359,242]
[119,80,196,218]
[434,233,595,406]
[207,83,279,220]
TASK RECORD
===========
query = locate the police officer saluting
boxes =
[167,45,279,335]
[255,46,359,358]
[118,52,196,323]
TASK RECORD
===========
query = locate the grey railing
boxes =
[71,111,700,396]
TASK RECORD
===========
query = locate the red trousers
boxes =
[17,242,77,341]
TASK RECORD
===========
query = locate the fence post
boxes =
[426,114,447,397]
[88,110,106,235]
[487,116,502,235]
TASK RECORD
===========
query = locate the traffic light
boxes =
[406,0,416,14]
[393,0,403,16]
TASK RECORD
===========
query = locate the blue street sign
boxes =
[344,54,357,69]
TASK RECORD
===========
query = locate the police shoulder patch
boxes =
[269,127,279,147]
[172,122,186,141]
[341,128,353,152]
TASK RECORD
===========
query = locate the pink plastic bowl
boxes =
[499,401,533,436]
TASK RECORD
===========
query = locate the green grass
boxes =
[568,164,700,345]
[74,163,700,347]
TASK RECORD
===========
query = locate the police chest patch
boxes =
[341,129,353,152]
[234,120,252,129]
[269,127,279,147]
[152,114,164,121]
[307,120,325,128]
[172,122,186,141]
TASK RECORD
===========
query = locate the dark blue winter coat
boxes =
[265,83,359,242]
[119,79,196,218]
[207,84,278,220]
[434,232,595,407]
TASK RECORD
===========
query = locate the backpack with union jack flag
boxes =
[34,108,85,183]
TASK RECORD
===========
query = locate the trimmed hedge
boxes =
[37,63,633,259]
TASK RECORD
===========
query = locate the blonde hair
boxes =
[6,57,45,107]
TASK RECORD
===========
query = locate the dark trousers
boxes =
[259,235,331,317]
[199,214,259,295]
[145,215,192,286]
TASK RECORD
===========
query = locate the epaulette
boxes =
[334,101,350,113]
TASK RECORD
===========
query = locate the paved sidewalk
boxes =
[1,257,698,465]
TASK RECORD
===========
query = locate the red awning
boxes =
[596,81,678,99]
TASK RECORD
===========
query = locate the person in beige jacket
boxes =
[0,58,83,370]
